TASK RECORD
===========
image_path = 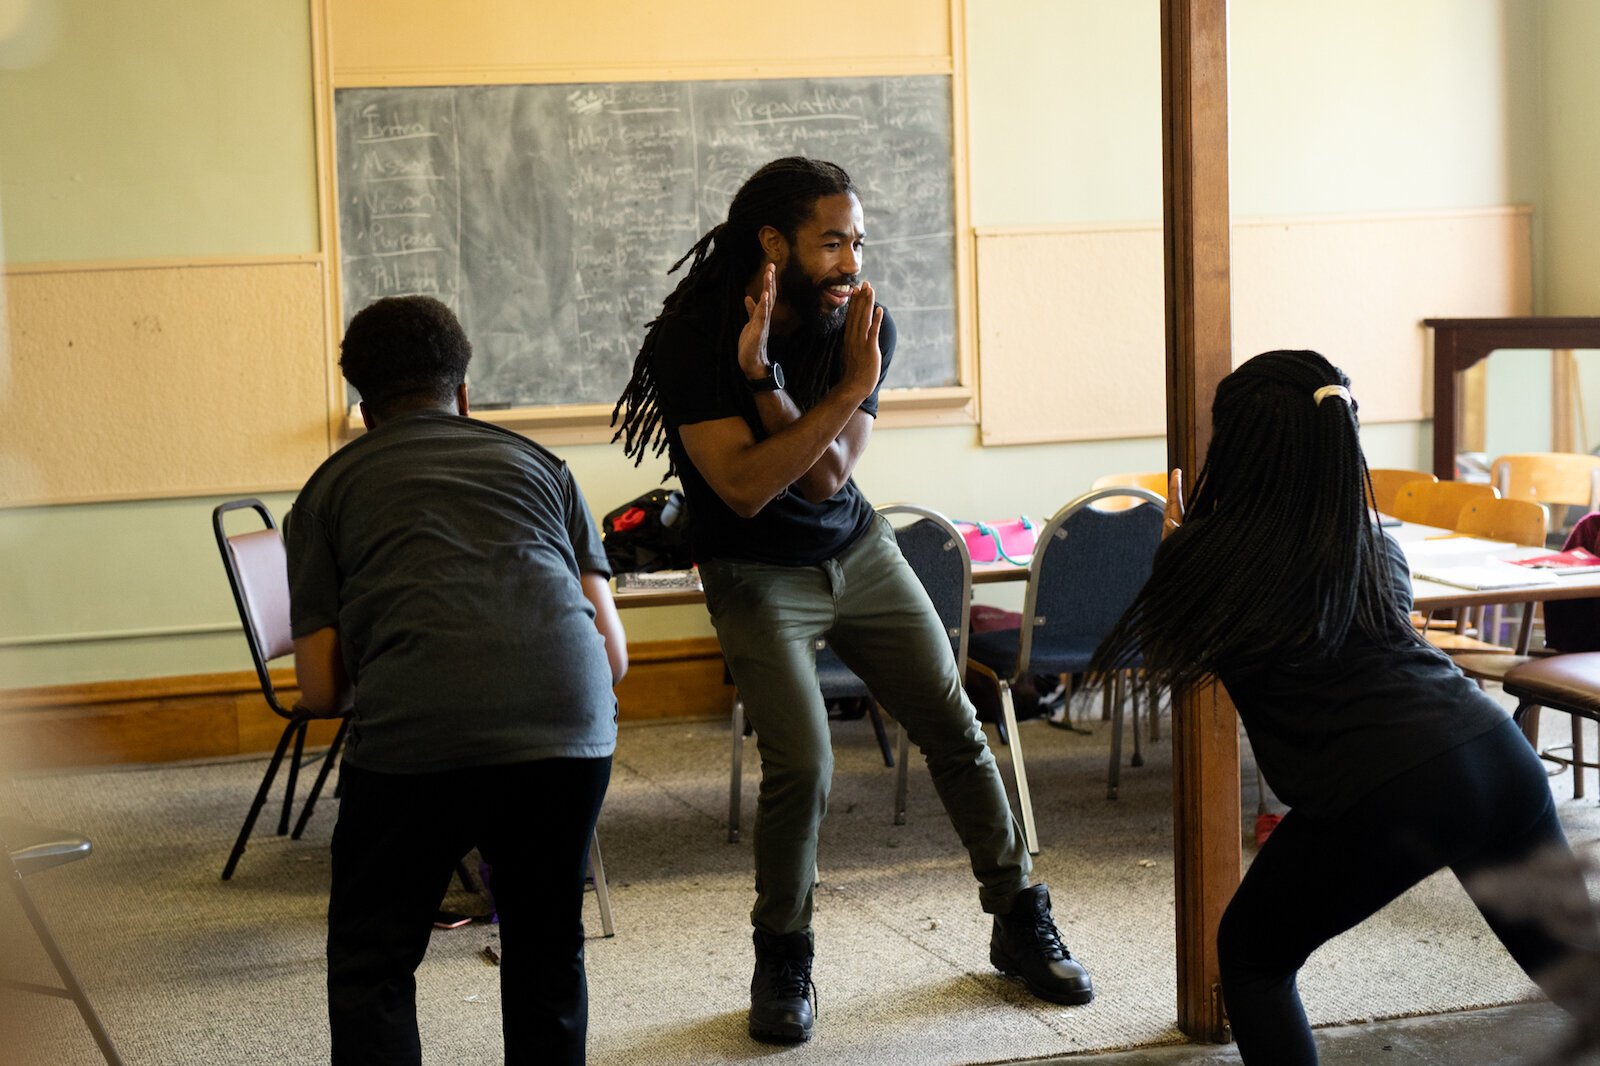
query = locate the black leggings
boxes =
[1218,718,1595,1065]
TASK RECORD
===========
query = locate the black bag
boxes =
[602,489,692,573]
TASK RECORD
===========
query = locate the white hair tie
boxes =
[1313,385,1351,406]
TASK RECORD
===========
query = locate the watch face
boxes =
[749,361,785,392]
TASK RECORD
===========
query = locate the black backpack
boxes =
[602,489,692,573]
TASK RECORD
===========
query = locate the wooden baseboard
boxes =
[0,638,728,770]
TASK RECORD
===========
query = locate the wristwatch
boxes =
[746,361,785,393]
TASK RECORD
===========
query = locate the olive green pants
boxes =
[700,515,1031,937]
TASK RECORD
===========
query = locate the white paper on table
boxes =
[1410,561,1560,591]
[1399,536,1517,569]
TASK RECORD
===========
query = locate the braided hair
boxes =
[611,157,857,475]
[1090,349,1424,693]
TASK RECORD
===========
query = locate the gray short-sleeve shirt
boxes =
[286,411,617,773]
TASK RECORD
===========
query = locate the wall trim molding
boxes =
[0,638,728,769]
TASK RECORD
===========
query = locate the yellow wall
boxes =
[0,0,318,262]
[0,0,1588,687]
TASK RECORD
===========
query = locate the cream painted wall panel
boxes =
[978,209,1531,445]
[1231,210,1532,423]
[329,0,952,83]
[1230,0,1537,217]
[967,1,1534,229]
[975,227,1165,445]
[1,261,330,506]
[965,1,1160,227]
[1542,0,1600,315]
[0,0,318,263]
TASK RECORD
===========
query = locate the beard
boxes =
[779,257,856,335]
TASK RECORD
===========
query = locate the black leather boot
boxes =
[749,930,816,1043]
[990,884,1094,1005]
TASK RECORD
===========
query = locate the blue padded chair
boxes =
[728,504,972,841]
[966,487,1164,853]
[1,819,126,1065]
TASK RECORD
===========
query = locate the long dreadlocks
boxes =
[611,157,857,476]
[1089,349,1424,694]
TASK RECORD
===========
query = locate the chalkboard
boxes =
[334,76,958,408]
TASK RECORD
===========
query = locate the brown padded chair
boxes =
[1501,653,1600,799]
[1389,480,1498,529]
[1367,468,1436,514]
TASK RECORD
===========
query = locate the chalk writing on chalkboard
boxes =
[335,76,957,408]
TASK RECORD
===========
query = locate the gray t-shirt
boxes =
[286,411,617,773]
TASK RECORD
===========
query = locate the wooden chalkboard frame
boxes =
[312,11,978,445]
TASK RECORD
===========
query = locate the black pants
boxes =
[1218,718,1596,1065]
[327,757,611,1066]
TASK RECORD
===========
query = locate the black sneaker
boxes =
[749,930,816,1043]
[990,884,1094,1005]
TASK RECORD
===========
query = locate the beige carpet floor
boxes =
[4,696,1598,1065]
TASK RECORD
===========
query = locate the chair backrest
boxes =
[1016,487,1164,677]
[1088,471,1167,512]
[1388,479,1498,529]
[213,499,294,714]
[1491,452,1600,509]
[1367,468,1437,513]
[878,504,972,675]
[1455,498,1548,547]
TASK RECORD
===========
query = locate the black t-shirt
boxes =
[648,301,896,566]
[1217,533,1507,818]
[285,411,617,773]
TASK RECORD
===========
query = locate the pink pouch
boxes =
[956,517,1037,565]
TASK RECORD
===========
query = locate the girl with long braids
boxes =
[1092,349,1597,1065]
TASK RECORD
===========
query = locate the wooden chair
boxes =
[1455,498,1549,548]
[1451,498,1550,650]
[1388,480,1498,529]
[1088,471,1168,512]
[1367,468,1436,514]
[1491,452,1600,516]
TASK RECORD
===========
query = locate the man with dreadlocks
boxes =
[613,157,1093,1043]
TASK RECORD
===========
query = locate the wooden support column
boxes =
[1161,0,1241,1043]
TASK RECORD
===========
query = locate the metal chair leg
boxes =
[1575,716,1587,800]
[6,872,126,1066]
[729,692,745,844]
[291,717,350,840]
[588,832,615,938]
[865,699,895,767]
[1130,672,1145,768]
[223,722,297,880]
[278,720,308,836]
[998,683,1039,855]
[894,721,911,826]
[1107,672,1125,801]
